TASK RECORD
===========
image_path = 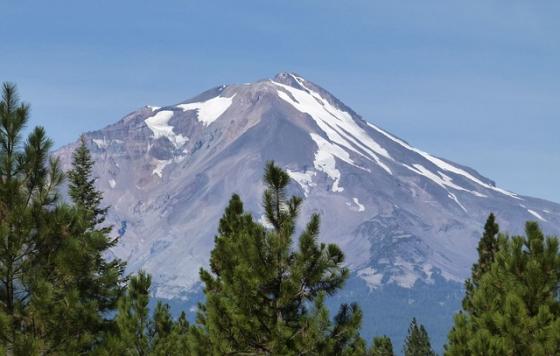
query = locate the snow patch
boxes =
[177,94,236,126]
[358,267,383,290]
[422,264,435,284]
[109,179,116,189]
[528,209,547,222]
[448,193,467,213]
[287,169,316,197]
[407,164,468,192]
[310,133,357,192]
[389,258,419,288]
[367,122,520,199]
[274,77,392,174]
[93,138,109,149]
[152,159,172,178]
[353,197,365,212]
[92,138,123,149]
[145,110,189,148]
[405,163,489,210]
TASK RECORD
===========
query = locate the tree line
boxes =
[1,83,559,355]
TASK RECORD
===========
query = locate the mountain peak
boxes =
[272,71,305,83]
[54,73,560,349]
[56,73,560,297]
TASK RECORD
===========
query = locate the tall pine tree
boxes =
[0,83,129,354]
[66,138,126,322]
[0,82,71,353]
[446,221,560,355]
[462,213,500,313]
[68,137,109,229]
[403,318,436,356]
[190,161,365,355]
[0,82,105,353]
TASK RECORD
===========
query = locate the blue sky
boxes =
[1,1,559,202]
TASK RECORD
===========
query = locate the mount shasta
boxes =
[55,73,560,349]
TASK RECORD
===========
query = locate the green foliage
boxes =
[66,137,126,327]
[100,272,190,355]
[369,336,394,356]
[190,161,365,355]
[446,221,560,355]
[0,82,73,353]
[404,318,436,356]
[462,213,500,313]
[104,272,151,355]
[0,82,125,354]
[68,137,109,228]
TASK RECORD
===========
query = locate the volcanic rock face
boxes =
[55,73,560,349]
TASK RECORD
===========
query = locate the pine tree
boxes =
[369,336,394,356]
[403,318,436,356]
[151,311,190,356]
[104,271,152,355]
[101,272,190,355]
[68,137,108,228]
[20,136,127,353]
[190,161,365,355]
[66,138,126,326]
[0,83,126,354]
[326,302,367,355]
[462,213,500,313]
[446,222,560,355]
[0,82,72,353]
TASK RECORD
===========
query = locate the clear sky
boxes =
[1,1,559,202]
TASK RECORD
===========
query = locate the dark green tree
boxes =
[446,222,560,355]
[100,272,190,355]
[103,271,152,355]
[190,161,365,355]
[369,336,394,356]
[462,213,500,313]
[22,135,127,353]
[0,83,126,354]
[150,311,190,356]
[68,137,109,228]
[403,318,436,356]
[66,138,126,327]
[0,82,77,353]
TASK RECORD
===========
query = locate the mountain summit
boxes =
[55,73,560,348]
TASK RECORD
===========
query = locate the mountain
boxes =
[55,73,560,351]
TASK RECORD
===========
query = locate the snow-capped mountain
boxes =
[55,73,560,349]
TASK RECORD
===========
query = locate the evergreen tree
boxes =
[150,311,190,356]
[101,272,190,355]
[0,82,125,354]
[104,272,152,355]
[23,134,126,353]
[446,222,560,355]
[369,336,394,356]
[403,318,436,356]
[68,137,109,228]
[190,161,365,355]
[66,138,126,329]
[0,82,78,353]
[462,213,500,313]
[326,302,367,355]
